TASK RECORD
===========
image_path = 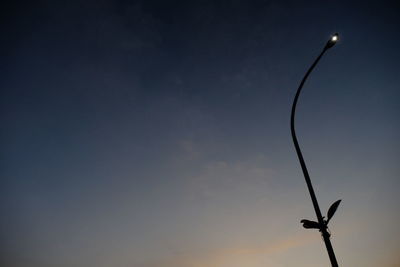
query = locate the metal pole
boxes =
[290,36,339,267]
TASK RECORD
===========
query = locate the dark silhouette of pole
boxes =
[290,33,339,267]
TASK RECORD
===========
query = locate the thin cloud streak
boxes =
[141,233,318,267]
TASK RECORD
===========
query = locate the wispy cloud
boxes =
[186,153,275,197]
[140,233,318,267]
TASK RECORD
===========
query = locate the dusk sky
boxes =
[1,1,399,266]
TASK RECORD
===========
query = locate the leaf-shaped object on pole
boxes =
[300,219,321,229]
[326,200,341,224]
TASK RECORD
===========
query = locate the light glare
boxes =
[332,35,338,41]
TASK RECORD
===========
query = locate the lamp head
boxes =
[325,33,339,49]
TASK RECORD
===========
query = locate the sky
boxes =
[1,0,399,266]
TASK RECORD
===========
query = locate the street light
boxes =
[290,33,341,267]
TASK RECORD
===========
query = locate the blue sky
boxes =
[1,1,399,266]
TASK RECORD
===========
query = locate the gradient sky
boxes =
[1,1,399,266]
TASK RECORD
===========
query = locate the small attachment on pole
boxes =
[300,219,321,229]
[326,199,342,225]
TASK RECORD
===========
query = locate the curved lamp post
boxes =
[290,33,340,267]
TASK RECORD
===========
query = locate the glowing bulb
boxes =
[331,35,338,42]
